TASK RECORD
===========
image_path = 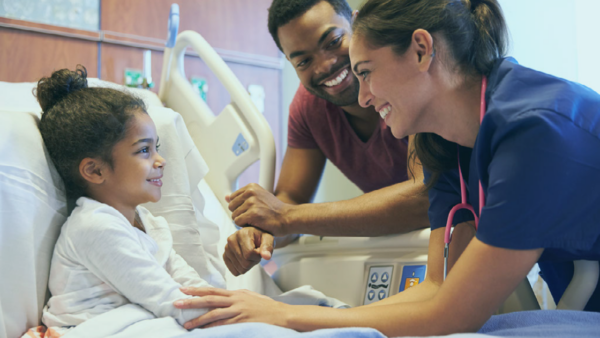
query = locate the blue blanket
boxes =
[477,310,600,337]
[176,322,386,338]
[176,310,600,338]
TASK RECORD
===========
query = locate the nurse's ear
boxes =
[411,29,435,72]
[352,10,359,23]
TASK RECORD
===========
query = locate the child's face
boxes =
[102,111,166,209]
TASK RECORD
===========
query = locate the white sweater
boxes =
[42,197,211,327]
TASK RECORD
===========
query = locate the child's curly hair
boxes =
[36,65,147,199]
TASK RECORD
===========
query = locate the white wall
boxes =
[281,59,299,152]
[281,0,600,203]
[500,0,600,93]
[574,0,600,93]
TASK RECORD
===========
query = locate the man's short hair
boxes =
[268,0,353,52]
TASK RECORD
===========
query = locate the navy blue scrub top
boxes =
[425,58,600,311]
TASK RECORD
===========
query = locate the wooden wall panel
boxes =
[100,0,280,58]
[100,44,156,86]
[0,28,98,82]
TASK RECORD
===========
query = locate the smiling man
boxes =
[221,0,430,276]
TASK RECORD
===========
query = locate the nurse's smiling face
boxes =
[278,1,359,107]
[349,32,435,139]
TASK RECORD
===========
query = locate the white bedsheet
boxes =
[55,285,349,338]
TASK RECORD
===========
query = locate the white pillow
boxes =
[0,109,68,338]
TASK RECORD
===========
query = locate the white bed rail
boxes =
[557,260,600,310]
[159,30,276,213]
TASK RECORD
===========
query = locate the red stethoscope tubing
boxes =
[443,76,488,280]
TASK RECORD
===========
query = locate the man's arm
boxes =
[223,137,429,275]
[229,135,429,237]
[222,146,326,275]
[271,146,328,247]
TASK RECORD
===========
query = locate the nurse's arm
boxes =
[285,240,543,336]
[364,222,475,307]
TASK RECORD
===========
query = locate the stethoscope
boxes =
[443,76,488,280]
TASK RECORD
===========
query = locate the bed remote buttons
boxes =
[363,266,393,305]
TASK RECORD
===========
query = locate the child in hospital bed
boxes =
[29,66,214,335]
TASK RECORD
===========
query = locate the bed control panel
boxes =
[232,133,249,156]
[399,265,426,292]
[363,265,394,305]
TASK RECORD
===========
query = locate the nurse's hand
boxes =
[223,226,273,276]
[174,287,291,329]
[226,183,292,236]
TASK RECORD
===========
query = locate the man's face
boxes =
[278,1,359,107]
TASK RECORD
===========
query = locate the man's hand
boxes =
[223,226,274,276]
[226,183,292,236]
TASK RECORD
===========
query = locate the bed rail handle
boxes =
[557,260,599,310]
[161,30,276,200]
[171,31,275,192]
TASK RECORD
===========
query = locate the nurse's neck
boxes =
[430,74,483,149]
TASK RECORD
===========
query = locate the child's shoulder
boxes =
[136,205,169,232]
[63,197,132,235]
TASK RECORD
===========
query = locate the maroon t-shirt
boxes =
[288,85,409,193]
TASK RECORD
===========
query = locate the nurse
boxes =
[175,0,600,335]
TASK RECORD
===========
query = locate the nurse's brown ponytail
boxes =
[353,0,507,189]
[467,0,507,77]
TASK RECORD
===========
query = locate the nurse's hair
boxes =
[268,0,352,52]
[353,0,508,188]
[36,65,147,199]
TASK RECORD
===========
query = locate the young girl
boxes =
[35,66,213,330]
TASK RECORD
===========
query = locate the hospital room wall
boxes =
[0,21,100,79]
[279,0,600,204]
[0,0,285,187]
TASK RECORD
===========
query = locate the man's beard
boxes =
[304,59,360,107]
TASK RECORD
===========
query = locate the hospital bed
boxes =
[1,5,599,338]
